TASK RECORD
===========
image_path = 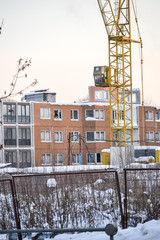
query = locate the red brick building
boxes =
[139,105,160,146]
[1,87,160,168]
[33,102,110,166]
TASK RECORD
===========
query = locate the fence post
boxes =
[115,171,124,229]
[10,177,22,240]
[124,169,128,229]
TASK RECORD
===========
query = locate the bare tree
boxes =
[0,20,38,100]
[0,58,38,100]
[0,19,4,35]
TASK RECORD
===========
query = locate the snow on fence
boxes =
[124,168,160,228]
[0,170,123,230]
[1,168,160,232]
[0,177,17,229]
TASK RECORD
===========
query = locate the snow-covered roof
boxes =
[0,163,12,169]
[44,102,109,106]
[101,149,110,153]
[24,90,56,96]
[134,146,160,150]
[143,104,160,110]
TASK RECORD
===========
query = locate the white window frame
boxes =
[54,109,62,120]
[41,130,51,142]
[146,131,154,142]
[40,108,51,119]
[41,153,52,165]
[95,90,109,101]
[72,153,80,165]
[85,109,105,121]
[87,153,102,164]
[55,153,64,165]
[86,131,105,142]
[145,111,153,121]
[155,112,160,122]
[71,109,79,121]
[54,131,63,143]
[71,131,79,143]
[156,132,160,142]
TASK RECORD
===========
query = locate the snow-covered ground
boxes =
[54,220,160,240]
[0,218,159,239]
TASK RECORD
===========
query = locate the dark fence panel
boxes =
[10,170,123,229]
[0,178,17,229]
[124,168,160,228]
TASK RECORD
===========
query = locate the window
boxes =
[41,130,51,142]
[4,151,17,167]
[95,131,105,141]
[86,131,105,142]
[95,90,109,101]
[145,111,153,121]
[146,131,154,142]
[87,153,101,164]
[19,151,31,168]
[86,132,94,141]
[40,108,50,119]
[18,128,31,145]
[72,132,79,142]
[18,104,30,123]
[71,110,79,120]
[3,104,16,122]
[72,154,80,164]
[54,109,62,120]
[55,153,64,165]
[156,132,160,142]
[85,109,104,120]
[132,93,137,103]
[4,128,16,145]
[155,112,160,121]
[54,131,63,143]
[41,153,52,165]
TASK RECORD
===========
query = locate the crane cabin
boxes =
[93,66,110,87]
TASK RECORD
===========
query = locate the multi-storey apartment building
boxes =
[1,87,160,167]
[0,100,34,167]
[33,101,110,166]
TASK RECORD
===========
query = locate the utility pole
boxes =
[68,132,71,165]
[79,134,82,165]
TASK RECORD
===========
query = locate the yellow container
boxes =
[102,150,110,165]
[155,150,160,163]
[149,157,155,163]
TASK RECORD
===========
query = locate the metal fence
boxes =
[1,168,160,239]
[0,170,123,239]
[124,168,160,228]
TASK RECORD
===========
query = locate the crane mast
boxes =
[95,0,136,146]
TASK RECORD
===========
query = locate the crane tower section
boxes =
[95,0,134,146]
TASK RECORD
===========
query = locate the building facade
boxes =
[33,102,110,166]
[1,87,160,167]
[0,101,34,167]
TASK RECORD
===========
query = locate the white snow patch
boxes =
[47,178,57,188]
[53,220,160,240]
[94,179,105,185]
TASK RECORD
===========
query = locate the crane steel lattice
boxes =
[94,0,142,146]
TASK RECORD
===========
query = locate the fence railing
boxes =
[124,168,160,228]
[0,170,123,240]
[1,168,160,239]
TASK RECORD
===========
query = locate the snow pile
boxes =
[134,156,155,163]
[54,220,160,240]
[47,178,57,188]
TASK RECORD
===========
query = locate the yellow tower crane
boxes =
[94,0,143,147]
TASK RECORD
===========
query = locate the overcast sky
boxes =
[0,0,160,104]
